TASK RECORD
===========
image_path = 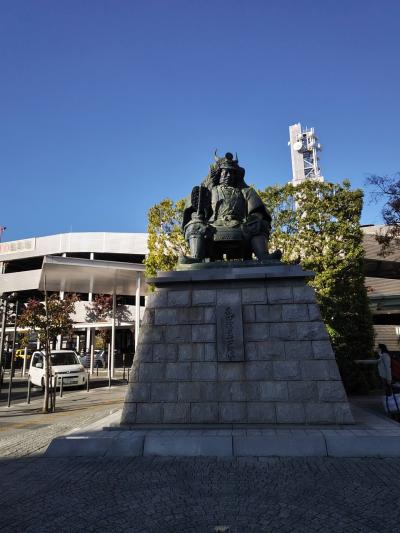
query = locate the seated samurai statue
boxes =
[181,151,280,263]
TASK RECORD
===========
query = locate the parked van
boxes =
[29,350,87,389]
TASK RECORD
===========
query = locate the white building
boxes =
[0,232,148,363]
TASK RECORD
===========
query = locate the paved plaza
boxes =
[1,455,399,532]
[1,385,400,531]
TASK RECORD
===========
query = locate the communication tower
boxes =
[288,123,324,185]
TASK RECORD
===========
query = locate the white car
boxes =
[29,350,87,389]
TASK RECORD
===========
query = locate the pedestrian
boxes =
[377,343,392,395]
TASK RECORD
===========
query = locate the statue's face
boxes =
[220,168,236,186]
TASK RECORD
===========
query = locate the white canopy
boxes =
[39,256,146,296]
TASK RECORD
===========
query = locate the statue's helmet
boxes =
[211,151,246,186]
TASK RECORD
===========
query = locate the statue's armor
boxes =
[211,185,246,227]
[181,151,277,262]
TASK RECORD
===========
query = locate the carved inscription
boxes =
[216,304,244,361]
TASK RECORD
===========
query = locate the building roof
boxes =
[0,232,148,262]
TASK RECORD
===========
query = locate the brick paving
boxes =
[1,456,399,532]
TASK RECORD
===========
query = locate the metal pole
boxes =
[22,347,28,376]
[122,353,126,381]
[86,372,90,392]
[60,375,63,398]
[27,375,31,404]
[108,343,111,388]
[135,273,141,348]
[111,291,116,378]
[90,337,94,375]
[7,300,19,407]
[0,299,8,386]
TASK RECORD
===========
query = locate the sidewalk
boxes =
[0,381,128,457]
[45,393,400,458]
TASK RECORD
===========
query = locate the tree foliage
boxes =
[18,293,78,412]
[259,180,375,392]
[145,180,376,392]
[144,198,188,280]
[366,173,400,256]
[18,294,78,345]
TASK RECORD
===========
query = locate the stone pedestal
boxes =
[121,264,354,425]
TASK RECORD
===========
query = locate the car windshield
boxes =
[51,352,80,365]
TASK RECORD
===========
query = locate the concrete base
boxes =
[45,402,400,458]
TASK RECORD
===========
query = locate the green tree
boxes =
[144,198,187,280]
[145,181,375,392]
[259,180,375,392]
[18,293,78,412]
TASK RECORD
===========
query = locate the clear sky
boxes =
[1,0,399,242]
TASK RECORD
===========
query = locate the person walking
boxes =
[377,343,392,395]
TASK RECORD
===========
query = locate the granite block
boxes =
[296,322,329,341]
[288,381,317,401]
[284,340,313,360]
[178,382,217,402]
[292,285,316,303]
[270,323,297,340]
[204,307,216,323]
[125,383,151,402]
[151,383,178,402]
[318,381,347,402]
[191,402,219,423]
[136,343,153,362]
[259,381,288,401]
[273,361,300,380]
[308,304,322,321]
[163,403,190,423]
[165,362,191,381]
[204,343,216,361]
[167,290,191,307]
[178,343,204,361]
[242,287,267,304]
[246,361,273,380]
[152,344,177,362]
[154,308,178,326]
[244,323,270,341]
[281,304,308,322]
[192,324,216,342]
[140,325,165,343]
[301,360,333,380]
[255,305,282,322]
[267,285,292,304]
[165,325,191,343]
[334,402,354,424]
[305,402,335,424]
[136,403,163,423]
[247,402,276,423]
[192,289,216,306]
[217,289,241,305]
[243,305,255,323]
[312,340,335,359]
[253,340,285,360]
[218,363,245,381]
[192,362,217,381]
[139,363,165,382]
[219,402,247,423]
[146,291,168,308]
[218,382,248,401]
[276,402,306,423]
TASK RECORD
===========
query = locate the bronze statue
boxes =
[181,151,280,263]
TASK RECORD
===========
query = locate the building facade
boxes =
[0,232,147,357]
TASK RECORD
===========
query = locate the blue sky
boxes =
[1,0,399,241]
